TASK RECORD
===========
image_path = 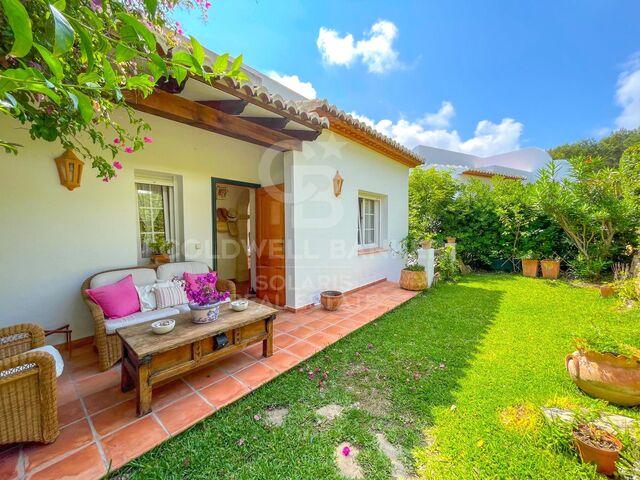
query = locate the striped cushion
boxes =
[154,286,188,309]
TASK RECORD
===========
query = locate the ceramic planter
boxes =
[573,424,622,476]
[600,285,616,298]
[421,240,433,249]
[521,259,539,278]
[566,350,640,406]
[190,302,221,324]
[400,269,427,291]
[540,259,560,279]
[320,291,343,311]
[151,253,170,264]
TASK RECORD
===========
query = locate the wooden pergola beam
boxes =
[125,89,302,152]
[197,99,248,115]
[242,117,290,130]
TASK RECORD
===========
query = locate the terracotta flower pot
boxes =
[573,425,622,476]
[400,269,427,291]
[521,259,539,278]
[151,253,170,264]
[421,240,433,249]
[320,291,343,311]
[540,259,560,279]
[566,350,640,406]
[600,285,616,298]
[446,236,456,244]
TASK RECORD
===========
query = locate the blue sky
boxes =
[176,0,640,156]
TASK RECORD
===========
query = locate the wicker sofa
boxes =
[82,261,236,371]
[0,324,61,444]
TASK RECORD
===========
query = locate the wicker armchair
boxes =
[0,324,59,444]
[82,265,236,371]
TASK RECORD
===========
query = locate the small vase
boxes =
[190,302,221,324]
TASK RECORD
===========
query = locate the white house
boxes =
[413,145,571,183]
[0,58,422,342]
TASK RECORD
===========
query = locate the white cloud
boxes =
[267,71,317,99]
[615,54,640,129]
[317,20,400,73]
[350,102,524,156]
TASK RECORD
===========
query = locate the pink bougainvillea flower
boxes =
[113,161,123,170]
[144,136,153,143]
[113,138,121,145]
[342,446,351,456]
[308,372,315,380]
[205,1,212,8]
[148,76,154,83]
[102,176,109,183]
[253,414,261,421]
[124,147,134,154]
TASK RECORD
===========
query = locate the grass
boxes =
[112,274,640,479]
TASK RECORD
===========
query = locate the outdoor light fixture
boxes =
[54,149,84,191]
[333,170,344,197]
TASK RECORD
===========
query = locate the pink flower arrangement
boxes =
[184,272,230,306]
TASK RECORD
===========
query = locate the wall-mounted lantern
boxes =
[333,170,344,197]
[54,149,84,191]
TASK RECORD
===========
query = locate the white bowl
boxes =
[231,299,249,312]
[151,319,175,335]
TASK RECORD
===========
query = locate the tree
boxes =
[408,167,458,240]
[1,0,246,180]
[536,156,637,280]
[548,128,640,167]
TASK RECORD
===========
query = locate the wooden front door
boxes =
[255,184,286,306]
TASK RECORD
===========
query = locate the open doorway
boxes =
[211,179,259,298]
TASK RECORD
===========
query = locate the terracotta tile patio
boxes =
[0,281,417,480]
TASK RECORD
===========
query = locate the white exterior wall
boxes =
[285,131,408,309]
[0,113,279,340]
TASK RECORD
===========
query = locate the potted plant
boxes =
[540,255,561,279]
[572,422,622,476]
[184,272,231,324]
[421,233,435,250]
[566,335,640,407]
[148,238,175,264]
[396,235,427,291]
[446,236,456,244]
[520,251,539,278]
[320,291,344,311]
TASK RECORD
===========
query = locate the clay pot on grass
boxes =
[573,423,622,476]
[522,259,539,278]
[400,268,427,291]
[320,291,343,311]
[540,259,560,279]
[566,350,640,406]
[600,285,616,298]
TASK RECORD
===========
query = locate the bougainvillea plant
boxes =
[185,272,230,306]
[0,0,248,180]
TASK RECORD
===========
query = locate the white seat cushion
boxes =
[90,268,157,288]
[105,307,180,334]
[30,345,64,378]
[156,262,209,281]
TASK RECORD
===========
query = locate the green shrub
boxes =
[436,245,460,282]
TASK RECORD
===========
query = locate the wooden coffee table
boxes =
[117,301,277,416]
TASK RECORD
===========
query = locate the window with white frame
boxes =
[135,178,177,261]
[357,195,380,248]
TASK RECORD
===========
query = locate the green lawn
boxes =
[112,274,640,479]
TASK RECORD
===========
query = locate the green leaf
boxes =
[230,54,243,73]
[172,65,187,86]
[212,53,228,75]
[126,74,155,94]
[103,59,117,89]
[190,36,205,65]
[34,44,63,80]
[144,0,158,17]
[148,53,168,80]
[116,12,156,51]
[77,70,101,86]
[69,20,94,71]
[0,0,33,57]
[49,4,75,56]
[172,51,194,68]
[115,43,137,62]
[69,89,93,124]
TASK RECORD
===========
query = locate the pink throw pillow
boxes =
[86,275,141,319]
[183,272,215,290]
